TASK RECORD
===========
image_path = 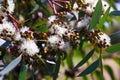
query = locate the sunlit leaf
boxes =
[106,43,120,53]
[0,55,22,76]
[97,7,110,29]
[74,49,95,69]
[78,59,99,76]
[88,0,102,30]
[19,63,26,80]
[114,58,120,66]
[106,0,117,10]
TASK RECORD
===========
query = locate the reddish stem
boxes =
[53,1,63,8]
[55,0,70,3]
[48,0,58,14]
[7,14,20,31]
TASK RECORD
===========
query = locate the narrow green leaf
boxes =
[106,43,120,53]
[0,55,22,76]
[19,63,26,80]
[53,53,61,80]
[38,26,48,32]
[74,49,95,69]
[94,71,102,80]
[110,31,120,44]
[72,0,76,7]
[66,54,73,69]
[32,19,47,28]
[106,0,117,10]
[104,65,116,80]
[78,59,99,76]
[110,11,120,16]
[88,0,102,30]
[99,52,104,80]
[97,7,110,29]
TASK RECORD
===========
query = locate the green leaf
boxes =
[72,0,76,7]
[97,7,110,29]
[106,0,117,10]
[104,65,116,80]
[19,63,26,80]
[78,59,99,76]
[0,55,22,76]
[94,71,102,80]
[106,43,120,53]
[110,31,120,44]
[53,53,61,80]
[32,19,47,28]
[110,11,120,16]
[38,26,48,32]
[88,0,102,30]
[82,76,88,80]
[66,54,73,69]
[74,49,95,70]
[114,58,120,66]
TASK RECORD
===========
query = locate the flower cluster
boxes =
[85,30,111,48]
[46,0,110,51]
[0,0,111,60]
[0,0,39,57]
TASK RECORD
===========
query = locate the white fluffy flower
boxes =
[0,24,3,33]
[95,32,111,47]
[83,0,98,14]
[20,26,29,33]
[48,15,57,25]
[76,16,91,28]
[0,21,16,35]
[72,10,79,20]
[0,4,5,15]
[102,0,109,13]
[48,35,66,50]
[83,0,109,14]
[19,40,39,56]
[85,6,94,14]
[48,35,60,47]
[49,24,67,37]
[58,40,65,50]
[73,2,78,10]
[84,0,98,7]
[13,32,21,41]
[99,33,110,46]
[7,0,15,13]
